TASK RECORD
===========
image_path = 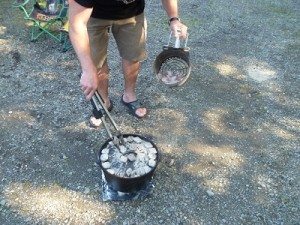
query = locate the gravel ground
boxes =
[1,0,299,224]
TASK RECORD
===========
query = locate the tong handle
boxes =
[78,73,124,145]
[94,92,126,145]
[91,91,119,132]
[91,95,103,119]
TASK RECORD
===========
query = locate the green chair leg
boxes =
[13,0,69,50]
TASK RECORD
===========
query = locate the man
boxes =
[68,0,187,125]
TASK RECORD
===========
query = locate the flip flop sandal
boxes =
[121,96,147,119]
[89,101,113,128]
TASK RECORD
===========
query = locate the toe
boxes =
[90,116,102,127]
[135,107,147,118]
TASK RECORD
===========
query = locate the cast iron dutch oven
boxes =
[97,134,159,193]
[89,90,160,193]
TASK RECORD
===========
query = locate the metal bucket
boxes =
[154,33,191,87]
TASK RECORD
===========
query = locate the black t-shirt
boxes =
[74,0,145,20]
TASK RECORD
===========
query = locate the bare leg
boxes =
[122,59,147,118]
[96,60,111,108]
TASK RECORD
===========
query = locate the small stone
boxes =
[25,218,31,222]
[0,200,6,206]
[168,159,175,166]
[84,188,90,194]
[61,154,67,159]
[206,190,214,197]
[94,187,100,192]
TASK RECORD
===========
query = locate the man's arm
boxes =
[68,0,98,100]
[161,0,188,39]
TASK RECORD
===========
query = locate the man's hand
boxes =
[80,71,98,100]
[170,19,188,39]
[161,0,188,39]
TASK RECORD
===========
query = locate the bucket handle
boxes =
[166,31,189,49]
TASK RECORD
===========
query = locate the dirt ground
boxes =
[0,0,299,224]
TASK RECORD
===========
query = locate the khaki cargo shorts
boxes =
[87,13,147,69]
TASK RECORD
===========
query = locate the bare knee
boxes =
[122,59,140,75]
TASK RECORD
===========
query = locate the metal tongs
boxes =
[90,91,125,149]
